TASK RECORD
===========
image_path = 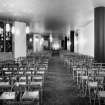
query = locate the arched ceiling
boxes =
[0,0,104,30]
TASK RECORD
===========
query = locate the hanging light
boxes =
[26,26,30,34]
[29,38,33,42]
[12,26,15,34]
[49,34,53,42]
[0,27,2,34]
[6,23,10,32]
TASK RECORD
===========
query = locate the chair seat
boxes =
[20,77,26,80]
[3,68,8,71]
[81,76,88,80]
[0,82,9,86]
[26,71,31,74]
[77,70,85,74]
[39,68,46,71]
[88,82,98,87]
[98,91,105,97]
[22,91,39,100]
[0,92,15,99]
[99,71,105,75]
[30,68,34,70]
[37,71,45,75]
[5,72,12,75]
[19,72,23,74]
[33,76,43,80]
[15,82,26,86]
[30,81,42,87]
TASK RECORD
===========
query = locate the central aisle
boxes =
[43,56,88,105]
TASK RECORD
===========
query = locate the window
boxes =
[0,21,13,52]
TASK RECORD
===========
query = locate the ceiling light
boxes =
[0,27,3,34]
[49,33,53,42]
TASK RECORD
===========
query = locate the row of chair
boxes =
[0,52,50,105]
[62,52,105,105]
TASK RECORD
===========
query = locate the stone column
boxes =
[70,31,74,52]
[94,7,105,62]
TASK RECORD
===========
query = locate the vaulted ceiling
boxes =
[0,0,104,30]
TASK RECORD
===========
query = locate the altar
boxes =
[52,49,60,56]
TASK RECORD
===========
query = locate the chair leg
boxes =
[85,83,88,96]
[88,88,92,105]
[98,97,101,105]
[73,70,74,80]
[93,94,96,105]
[77,73,79,85]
